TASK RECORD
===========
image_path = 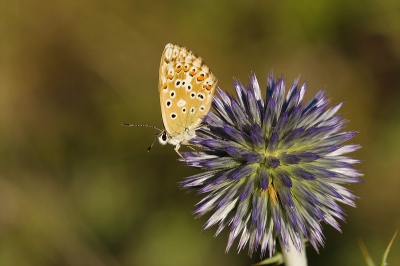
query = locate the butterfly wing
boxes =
[159,43,217,137]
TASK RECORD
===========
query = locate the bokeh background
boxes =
[1,1,399,265]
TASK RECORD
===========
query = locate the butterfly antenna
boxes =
[121,123,163,132]
[147,133,159,152]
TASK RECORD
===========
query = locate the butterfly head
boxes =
[157,130,169,146]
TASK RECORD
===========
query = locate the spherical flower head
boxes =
[181,72,362,258]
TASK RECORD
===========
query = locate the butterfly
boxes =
[123,43,217,157]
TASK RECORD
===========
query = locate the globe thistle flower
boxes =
[180,72,362,258]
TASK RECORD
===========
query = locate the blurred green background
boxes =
[0,1,399,265]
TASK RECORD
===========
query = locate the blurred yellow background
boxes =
[0,1,399,265]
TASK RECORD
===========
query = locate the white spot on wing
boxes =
[177,99,186,107]
[193,59,202,68]
[165,45,172,60]
[172,47,179,57]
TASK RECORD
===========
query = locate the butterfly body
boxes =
[157,43,217,156]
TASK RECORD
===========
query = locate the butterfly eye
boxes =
[158,131,169,145]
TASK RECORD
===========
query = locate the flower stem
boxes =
[279,237,308,266]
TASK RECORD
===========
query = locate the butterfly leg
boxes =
[181,139,201,155]
[174,143,184,158]
[187,145,201,155]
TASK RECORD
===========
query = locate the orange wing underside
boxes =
[158,44,217,136]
